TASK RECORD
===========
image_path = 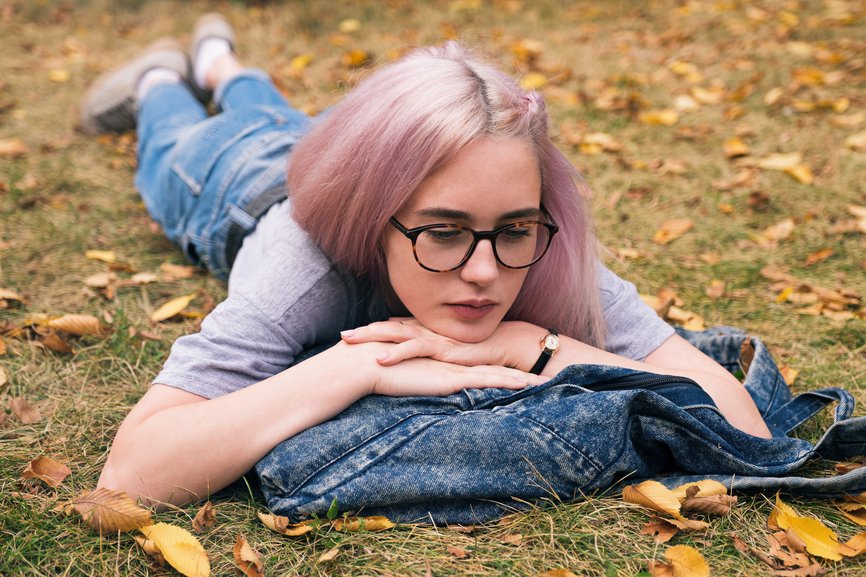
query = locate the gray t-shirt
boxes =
[154,200,674,399]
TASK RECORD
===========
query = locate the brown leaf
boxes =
[134,535,166,567]
[10,397,41,424]
[730,532,783,570]
[768,564,827,576]
[192,501,214,533]
[804,249,833,266]
[500,533,523,546]
[539,570,580,577]
[45,314,107,337]
[649,560,675,577]
[234,533,264,576]
[835,458,866,474]
[257,511,315,536]
[22,456,71,487]
[317,547,339,563]
[779,366,799,386]
[42,331,75,354]
[681,494,737,515]
[0,336,6,355]
[641,519,679,543]
[73,488,153,535]
[705,280,726,299]
[160,263,197,279]
[84,250,116,263]
[723,136,750,158]
[0,288,26,303]
[137,330,162,342]
[447,545,469,558]
[623,480,685,519]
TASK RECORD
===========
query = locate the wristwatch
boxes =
[529,329,560,375]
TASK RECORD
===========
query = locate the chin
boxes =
[431,320,497,343]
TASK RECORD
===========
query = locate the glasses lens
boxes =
[415,226,475,271]
[495,223,550,268]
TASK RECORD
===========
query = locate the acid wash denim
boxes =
[135,69,312,280]
[256,326,866,525]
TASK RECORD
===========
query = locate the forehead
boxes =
[400,138,542,222]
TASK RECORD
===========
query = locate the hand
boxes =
[341,318,538,369]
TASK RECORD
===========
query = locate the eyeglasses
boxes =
[389,206,559,273]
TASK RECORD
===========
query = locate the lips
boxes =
[445,300,497,320]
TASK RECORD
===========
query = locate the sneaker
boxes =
[188,13,237,103]
[79,38,189,134]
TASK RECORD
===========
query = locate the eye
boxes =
[423,228,468,243]
[501,226,534,242]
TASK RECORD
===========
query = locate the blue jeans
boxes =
[135,69,312,280]
[256,327,866,525]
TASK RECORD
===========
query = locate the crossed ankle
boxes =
[194,37,233,90]
[137,68,182,102]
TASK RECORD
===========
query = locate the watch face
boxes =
[543,334,560,350]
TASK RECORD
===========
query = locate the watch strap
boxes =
[529,329,558,375]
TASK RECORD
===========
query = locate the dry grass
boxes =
[2,0,866,575]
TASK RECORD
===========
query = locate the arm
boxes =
[98,340,541,508]
[343,320,772,438]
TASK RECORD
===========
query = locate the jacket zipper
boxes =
[583,373,701,392]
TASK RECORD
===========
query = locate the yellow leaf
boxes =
[791,67,824,86]
[689,86,725,105]
[652,219,694,245]
[776,286,795,303]
[539,570,580,577]
[22,456,71,487]
[669,61,703,83]
[723,137,750,158]
[623,480,685,520]
[85,250,116,263]
[338,18,361,34]
[776,509,844,560]
[233,533,264,576]
[151,294,197,322]
[290,53,314,71]
[639,109,679,126]
[332,515,396,532]
[664,544,710,577]
[779,365,798,386]
[140,523,210,577]
[341,49,370,68]
[764,87,784,105]
[317,547,339,563]
[520,72,547,91]
[830,112,866,128]
[844,533,866,555]
[74,488,153,535]
[0,138,29,157]
[46,314,107,337]
[838,506,866,527]
[48,69,71,83]
[84,272,116,288]
[778,10,800,26]
[670,479,729,501]
[257,511,315,536]
[845,131,866,151]
[785,164,813,184]
[761,218,796,242]
[758,152,802,171]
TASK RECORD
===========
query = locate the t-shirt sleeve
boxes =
[152,225,356,399]
[598,264,674,361]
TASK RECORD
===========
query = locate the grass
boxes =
[2,0,866,575]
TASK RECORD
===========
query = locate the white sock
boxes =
[137,68,182,102]
[194,37,232,90]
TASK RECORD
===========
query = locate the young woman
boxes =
[84,14,771,509]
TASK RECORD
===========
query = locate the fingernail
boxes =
[340,330,355,338]
[377,352,389,362]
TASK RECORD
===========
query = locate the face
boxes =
[381,137,543,343]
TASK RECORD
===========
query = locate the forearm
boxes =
[98,341,376,507]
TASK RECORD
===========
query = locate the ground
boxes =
[1,0,866,575]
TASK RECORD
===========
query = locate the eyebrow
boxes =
[415,206,542,221]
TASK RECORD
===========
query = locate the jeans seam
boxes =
[511,414,604,474]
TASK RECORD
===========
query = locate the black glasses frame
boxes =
[389,206,559,273]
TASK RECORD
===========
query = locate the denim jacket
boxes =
[256,327,866,525]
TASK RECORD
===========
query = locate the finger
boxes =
[376,339,441,365]
[341,321,422,344]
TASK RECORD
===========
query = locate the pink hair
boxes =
[289,42,605,347]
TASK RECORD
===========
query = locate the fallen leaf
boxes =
[500,533,523,545]
[48,69,70,83]
[730,532,783,571]
[834,457,866,474]
[690,86,725,105]
[671,479,729,501]
[682,493,737,515]
[761,218,796,243]
[42,331,75,353]
[706,280,726,299]
[642,519,680,543]
[779,365,799,386]
[623,480,685,520]
[22,456,71,487]
[447,545,469,558]
[135,535,166,567]
[804,248,834,266]
[75,488,154,535]
[341,49,370,68]
[764,87,784,105]
[192,501,214,533]
[332,515,396,532]
[317,547,339,563]
[774,494,853,560]
[0,138,28,157]
[84,272,116,287]
[638,109,679,125]
[786,165,813,185]
[140,523,210,577]
[664,544,710,577]
[653,219,694,244]
[290,52,314,74]
[130,272,158,284]
[673,94,700,112]
[338,18,361,33]
[151,294,197,322]
[257,511,315,536]
[160,263,197,279]
[85,250,116,263]
[845,131,866,151]
[10,397,41,424]
[233,533,264,577]
[520,72,547,91]
[759,152,802,171]
[831,112,866,128]
[538,570,580,577]
[46,314,107,337]
[838,506,866,526]
[723,137,750,158]
[0,288,25,303]
[791,67,825,86]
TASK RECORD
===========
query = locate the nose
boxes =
[459,239,499,286]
